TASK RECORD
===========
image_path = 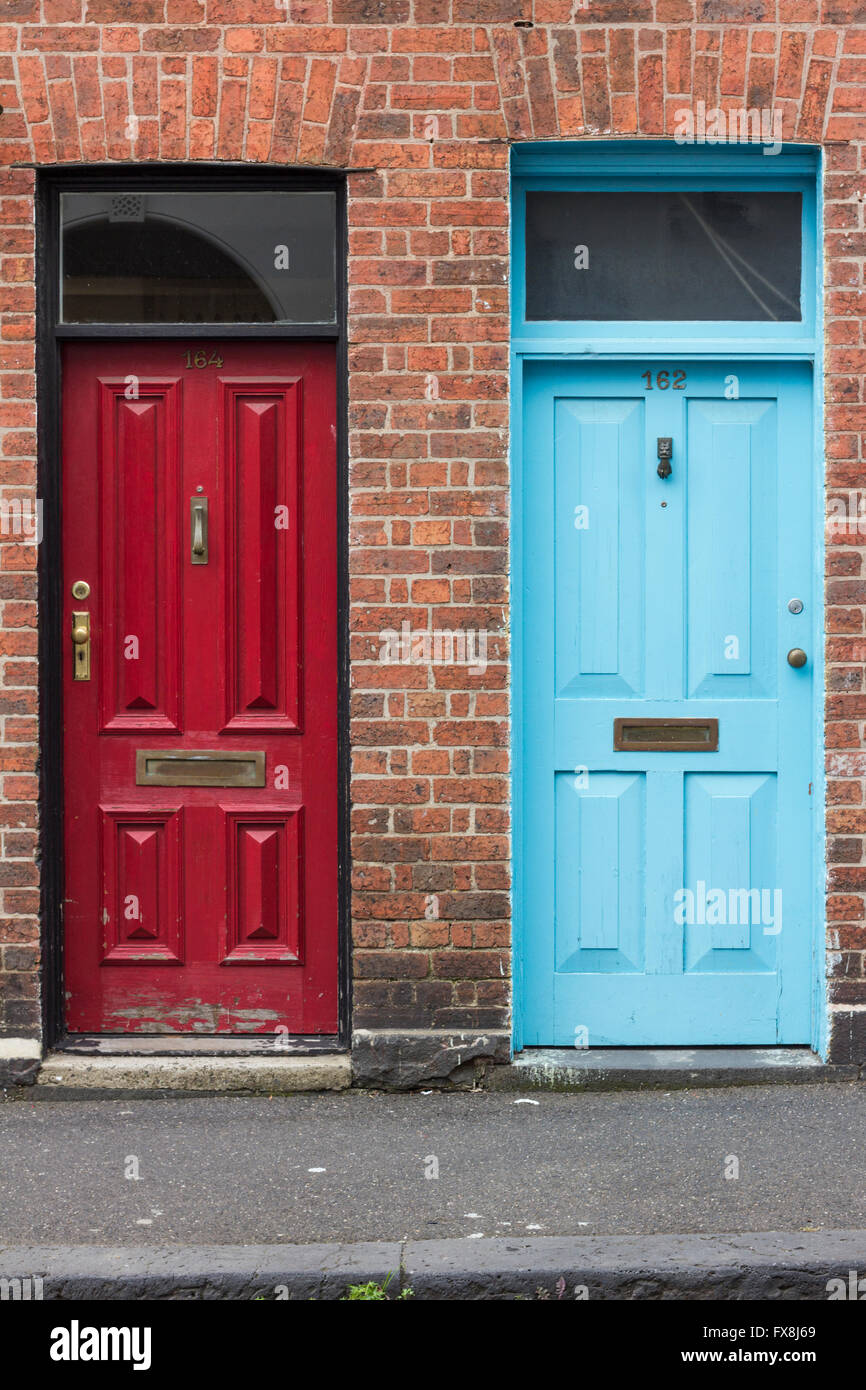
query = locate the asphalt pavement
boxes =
[2,1082,865,1246]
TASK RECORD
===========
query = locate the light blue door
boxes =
[521,360,814,1045]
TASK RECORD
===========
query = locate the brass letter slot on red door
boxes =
[135,750,266,787]
[613,718,719,752]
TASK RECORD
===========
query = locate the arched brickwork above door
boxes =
[1,3,862,168]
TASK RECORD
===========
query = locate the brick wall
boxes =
[0,0,864,1057]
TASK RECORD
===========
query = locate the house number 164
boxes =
[183,350,225,369]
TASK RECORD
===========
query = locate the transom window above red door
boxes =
[60,191,337,326]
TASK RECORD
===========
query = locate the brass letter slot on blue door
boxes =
[136,750,266,787]
[613,718,718,752]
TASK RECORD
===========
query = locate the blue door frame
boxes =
[510,141,825,1054]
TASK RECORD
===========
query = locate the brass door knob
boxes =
[787,648,807,668]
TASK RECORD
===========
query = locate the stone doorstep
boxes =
[486,1046,861,1092]
[29,1054,352,1096]
[20,1031,511,1095]
[2,1230,866,1299]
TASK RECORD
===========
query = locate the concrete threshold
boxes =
[2,1230,865,1300]
[30,1053,351,1098]
[488,1047,859,1092]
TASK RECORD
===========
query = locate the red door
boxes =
[62,341,339,1034]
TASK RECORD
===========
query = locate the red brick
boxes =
[303,58,336,124]
[17,56,49,124]
[21,25,99,48]
[638,52,663,133]
[798,58,834,138]
[191,54,217,117]
[778,31,807,97]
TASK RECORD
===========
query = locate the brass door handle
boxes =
[191,497,208,564]
[787,648,807,668]
[71,610,90,681]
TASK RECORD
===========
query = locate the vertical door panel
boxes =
[554,398,644,696]
[683,772,778,970]
[686,399,777,697]
[555,771,645,971]
[99,381,183,731]
[223,808,302,965]
[223,381,301,731]
[100,807,183,966]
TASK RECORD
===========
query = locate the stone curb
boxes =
[2,1230,865,1300]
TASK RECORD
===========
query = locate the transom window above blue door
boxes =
[525,191,802,322]
[511,142,819,354]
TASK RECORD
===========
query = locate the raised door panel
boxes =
[554,397,644,697]
[98,378,183,732]
[222,808,302,965]
[686,399,777,697]
[555,771,645,972]
[100,806,184,965]
[221,379,301,732]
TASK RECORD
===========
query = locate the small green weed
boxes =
[342,1274,413,1301]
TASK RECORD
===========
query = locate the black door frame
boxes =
[36,165,350,1051]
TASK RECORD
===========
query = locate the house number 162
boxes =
[641,370,686,390]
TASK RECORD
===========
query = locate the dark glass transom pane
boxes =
[61,191,337,324]
[525,191,802,322]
